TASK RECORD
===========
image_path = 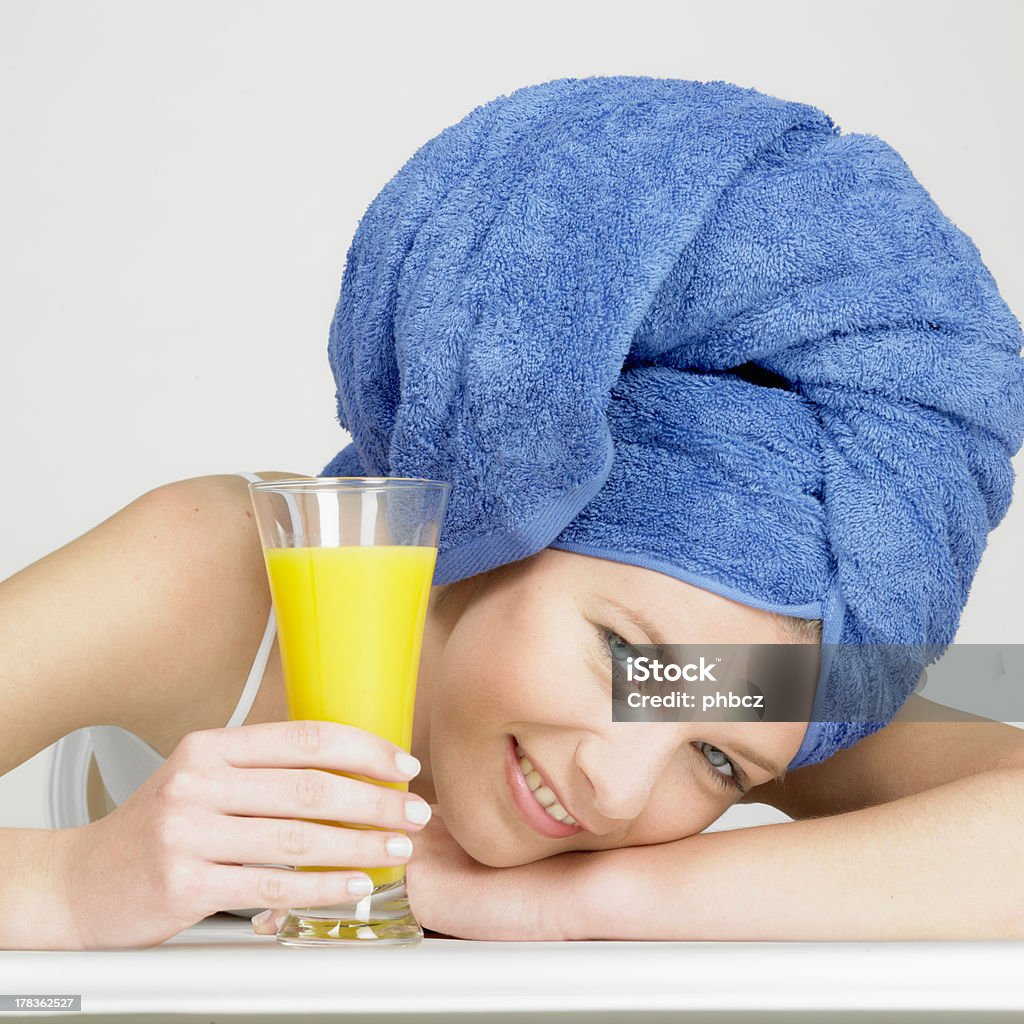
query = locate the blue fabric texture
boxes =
[320,76,1024,770]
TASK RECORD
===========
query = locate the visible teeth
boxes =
[517,750,579,827]
[533,785,556,808]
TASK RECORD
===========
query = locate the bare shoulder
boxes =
[0,470,310,776]
[155,470,314,539]
[148,470,312,573]
[165,470,313,504]
[740,694,1024,819]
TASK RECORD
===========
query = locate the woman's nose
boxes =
[574,725,682,827]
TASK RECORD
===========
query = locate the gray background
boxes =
[2,0,1022,830]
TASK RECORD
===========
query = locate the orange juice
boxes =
[263,544,437,888]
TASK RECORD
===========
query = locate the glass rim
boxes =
[248,475,452,493]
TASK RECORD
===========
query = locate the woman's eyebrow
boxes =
[727,742,788,783]
[603,597,672,647]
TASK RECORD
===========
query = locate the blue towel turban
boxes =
[319,76,1024,770]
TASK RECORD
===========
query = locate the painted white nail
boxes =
[348,875,374,896]
[386,835,413,858]
[405,800,432,825]
[395,751,421,777]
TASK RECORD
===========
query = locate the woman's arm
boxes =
[573,706,1024,940]
[570,765,1024,941]
[571,705,1024,942]
[0,473,278,772]
[406,703,1024,941]
[0,472,284,948]
[0,828,71,949]
[408,765,1024,942]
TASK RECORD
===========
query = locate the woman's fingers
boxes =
[200,814,417,868]
[61,719,427,948]
[210,863,377,918]
[203,766,432,831]
[251,908,289,934]
[184,720,421,782]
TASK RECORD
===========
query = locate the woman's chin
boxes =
[441,802,535,868]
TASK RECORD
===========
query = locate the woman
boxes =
[4,470,1022,948]
[6,74,1024,948]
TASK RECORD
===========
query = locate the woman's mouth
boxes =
[504,734,585,838]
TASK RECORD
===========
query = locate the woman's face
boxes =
[419,549,811,868]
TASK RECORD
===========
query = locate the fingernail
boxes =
[348,875,374,896]
[251,908,274,926]
[386,835,414,858]
[395,751,421,777]
[405,799,432,825]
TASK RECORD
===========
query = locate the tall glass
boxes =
[248,476,451,947]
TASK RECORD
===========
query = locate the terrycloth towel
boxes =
[320,76,1024,770]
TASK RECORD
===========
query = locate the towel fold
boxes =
[321,76,1024,769]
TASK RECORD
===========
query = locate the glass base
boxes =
[276,877,422,947]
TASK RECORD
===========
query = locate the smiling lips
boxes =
[505,734,585,838]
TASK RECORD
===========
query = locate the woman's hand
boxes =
[249,804,472,937]
[404,807,585,941]
[59,720,429,949]
[250,805,597,941]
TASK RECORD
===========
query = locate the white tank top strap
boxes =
[226,471,277,729]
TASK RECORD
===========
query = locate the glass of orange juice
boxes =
[248,475,451,947]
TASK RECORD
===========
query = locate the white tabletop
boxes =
[2,913,1023,1019]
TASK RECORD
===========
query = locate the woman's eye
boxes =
[595,626,642,670]
[698,741,745,793]
[607,630,639,663]
[594,625,646,705]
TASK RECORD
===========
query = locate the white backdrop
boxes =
[2,0,1022,828]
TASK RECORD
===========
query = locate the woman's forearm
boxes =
[572,768,1024,941]
[0,826,75,950]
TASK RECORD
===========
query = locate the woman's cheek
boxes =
[631,773,732,845]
